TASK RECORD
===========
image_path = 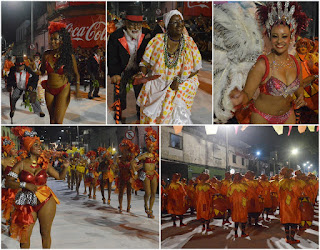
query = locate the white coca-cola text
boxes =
[66,21,106,42]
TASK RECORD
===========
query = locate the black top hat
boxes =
[15,57,25,66]
[156,16,163,22]
[125,4,143,22]
[34,52,41,58]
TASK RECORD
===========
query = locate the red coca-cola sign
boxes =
[62,15,106,48]
[183,2,212,17]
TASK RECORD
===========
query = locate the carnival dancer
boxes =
[84,151,99,199]
[230,2,309,124]
[227,173,250,238]
[6,127,69,248]
[185,179,196,215]
[166,173,188,227]
[161,179,168,214]
[136,9,202,124]
[7,57,45,118]
[195,173,216,232]
[278,167,302,244]
[75,155,87,196]
[30,52,46,106]
[97,148,115,204]
[220,172,232,225]
[132,127,159,218]
[307,173,318,205]
[259,174,272,221]
[40,22,80,124]
[69,156,78,191]
[115,139,139,212]
[2,136,18,224]
[245,171,263,226]
[269,174,280,214]
[87,47,103,99]
[107,4,151,122]
[3,56,14,85]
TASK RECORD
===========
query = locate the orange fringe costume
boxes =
[9,127,59,243]
[270,175,280,213]
[84,151,99,187]
[185,180,196,213]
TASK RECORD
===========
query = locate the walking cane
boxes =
[9,89,13,124]
[114,79,121,124]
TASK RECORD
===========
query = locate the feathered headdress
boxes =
[16,149,28,162]
[2,136,15,155]
[145,127,158,150]
[86,150,97,159]
[119,139,139,156]
[11,126,40,152]
[257,2,310,39]
[97,147,107,156]
[48,21,67,35]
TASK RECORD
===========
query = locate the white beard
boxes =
[126,28,142,40]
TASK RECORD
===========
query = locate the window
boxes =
[242,158,245,166]
[170,133,183,150]
[232,154,236,163]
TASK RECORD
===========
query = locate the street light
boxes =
[288,148,299,169]
[256,151,261,156]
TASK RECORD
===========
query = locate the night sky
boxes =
[1,1,47,44]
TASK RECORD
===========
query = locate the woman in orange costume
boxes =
[307,173,318,205]
[84,150,99,199]
[98,148,115,205]
[278,167,302,244]
[6,127,69,248]
[40,22,80,124]
[185,179,196,215]
[161,179,168,213]
[220,172,232,224]
[2,136,18,224]
[245,171,263,226]
[166,173,187,227]
[195,173,216,232]
[115,139,139,213]
[259,174,272,221]
[227,173,249,238]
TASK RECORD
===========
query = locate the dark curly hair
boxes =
[53,28,74,81]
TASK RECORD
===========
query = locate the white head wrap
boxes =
[164,10,184,29]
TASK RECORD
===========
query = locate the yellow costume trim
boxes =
[279,179,295,191]
[36,186,60,204]
[242,197,247,207]
[196,183,211,192]
[286,195,291,205]
[227,183,248,196]
[169,182,183,190]
[76,165,86,173]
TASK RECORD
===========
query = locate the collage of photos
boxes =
[0,0,319,249]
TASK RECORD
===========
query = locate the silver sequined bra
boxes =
[15,190,37,206]
[261,76,300,98]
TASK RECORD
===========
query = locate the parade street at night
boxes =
[107,60,212,124]
[1,83,106,124]
[161,204,319,249]
[2,178,159,249]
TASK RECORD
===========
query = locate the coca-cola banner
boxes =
[62,15,106,48]
[183,2,212,17]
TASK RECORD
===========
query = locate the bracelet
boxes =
[134,157,139,162]
[8,171,18,179]
[19,182,26,188]
[134,171,138,175]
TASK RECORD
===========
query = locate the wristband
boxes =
[8,171,18,179]
[20,182,26,188]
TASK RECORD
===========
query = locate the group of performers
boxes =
[2,126,159,248]
[108,5,202,124]
[162,169,318,244]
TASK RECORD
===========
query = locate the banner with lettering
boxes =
[62,15,106,48]
[183,2,212,17]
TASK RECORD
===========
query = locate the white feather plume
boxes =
[214,2,264,123]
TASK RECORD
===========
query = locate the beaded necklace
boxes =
[164,33,185,69]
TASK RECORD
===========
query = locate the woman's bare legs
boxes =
[45,91,55,123]
[20,212,37,249]
[38,197,56,249]
[53,85,70,124]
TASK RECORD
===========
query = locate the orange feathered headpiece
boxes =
[97,147,107,156]
[48,21,67,35]
[16,149,28,162]
[86,150,97,159]
[119,139,139,155]
[2,136,15,155]
[145,127,158,150]
[11,126,40,152]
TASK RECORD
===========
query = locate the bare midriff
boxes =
[145,163,156,175]
[47,73,68,88]
[254,93,293,116]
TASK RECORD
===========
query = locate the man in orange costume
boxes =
[221,172,232,224]
[270,174,280,213]
[166,173,187,227]
[245,171,263,226]
[227,173,249,238]
[185,179,196,215]
[279,168,302,244]
[259,174,272,221]
[195,173,216,232]
[308,173,318,205]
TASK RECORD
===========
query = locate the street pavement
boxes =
[2,178,159,249]
[107,60,212,124]
[161,203,319,248]
[1,80,106,124]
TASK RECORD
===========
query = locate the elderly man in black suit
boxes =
[107,4,151,122]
